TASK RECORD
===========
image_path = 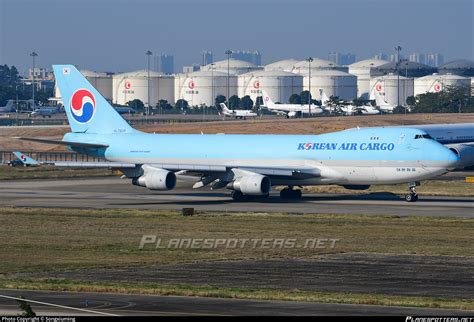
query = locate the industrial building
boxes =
[369,74,414,106]
[174,70,238,107]
[112,70,175,107]
[238,70,303,103]
[414,73,471,96]
[348,58,389,99]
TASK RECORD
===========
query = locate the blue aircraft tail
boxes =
[13,152,39,166]
[52,65,134,134]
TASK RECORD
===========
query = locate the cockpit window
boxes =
[414,134,433,140]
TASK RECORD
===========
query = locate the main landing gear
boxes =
[231,190,270,202]
[405,182,419,202]
[280,186,302,200]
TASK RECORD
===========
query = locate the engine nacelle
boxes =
[447,144,474,169]
[287,111,301,118]
[228,175,271,195]
[132,167,176,190]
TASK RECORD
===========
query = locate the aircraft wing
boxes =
[18,151,320,179]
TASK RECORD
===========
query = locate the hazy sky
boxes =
[0,0,472,75]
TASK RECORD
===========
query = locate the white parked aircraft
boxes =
[374,92,396,113]
[261,90,323,118]
[0,100,15,114]
[319,89,379,115]
[31,106,62,118]
[218,103,258,119]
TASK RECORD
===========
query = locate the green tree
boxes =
[215,95,226,107]
[411,86,473,113]
[228,95,240,109]
[175,99,189,110]
[300,90,317,105]
[289,93,301,105]
[239,95,254,109]
[126,99,144,111]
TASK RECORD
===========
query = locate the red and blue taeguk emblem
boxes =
[70,89,96,123]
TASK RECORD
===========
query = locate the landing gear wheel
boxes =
[231,190,244,201]
[405,183,419,202]
[280,187,302,200]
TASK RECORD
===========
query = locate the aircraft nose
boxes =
[443,146,460,170]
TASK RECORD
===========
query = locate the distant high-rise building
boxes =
[231,50,261,66]
[374,53,389,60]
[328,52,356,65]
[426,53,444,67]
[182,64,200,73]
[408,53,426,64]
[389,53,404,63]
[202,50,213,66]
[154,53,174,74]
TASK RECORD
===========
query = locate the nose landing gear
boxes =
[405,182,419,202]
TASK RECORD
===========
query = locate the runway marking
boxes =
[0,294,120,316]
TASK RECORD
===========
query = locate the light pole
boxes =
[225,50,232,105]
[306,57,313,117]
[394,46,402,110]
[30,51,38,108]
[145,50,153,116]
[211,63,215,109]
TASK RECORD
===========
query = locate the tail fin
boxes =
[219,103,230,113]
[5,100,14,109]
[261,90,274,107]
[52,65,134,134]
[374,91,389,107]
[13,152,39,166]
[319,89,330,106]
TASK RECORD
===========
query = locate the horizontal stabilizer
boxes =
[13,137,109,149]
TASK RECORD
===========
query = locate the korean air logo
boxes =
[20,154,27,162]
[70,89,96,123]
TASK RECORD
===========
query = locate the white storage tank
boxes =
[174,70,238,107]
[54,69,114,104]
[113,70,175,106]
[81,70,113,101]
[238,70,303,103]
[287,58,348,73]
[264,59,299,71]
[302,69,357,101]
[370,73,414,106]
[201,59,263,75]
[414,73,471,96]
[348,59,389,99]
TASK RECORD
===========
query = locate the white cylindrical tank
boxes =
[348,59,389,99]
[286,58,348,73]
[370,74,414,106]
[80,70,113,101]
[201,59,263,75]
[174,70,238,107]
[264,59,299,71]
[238,70,303,103]
[302,70,357,100]
[113,70,175,106]
[414,73,471,96]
